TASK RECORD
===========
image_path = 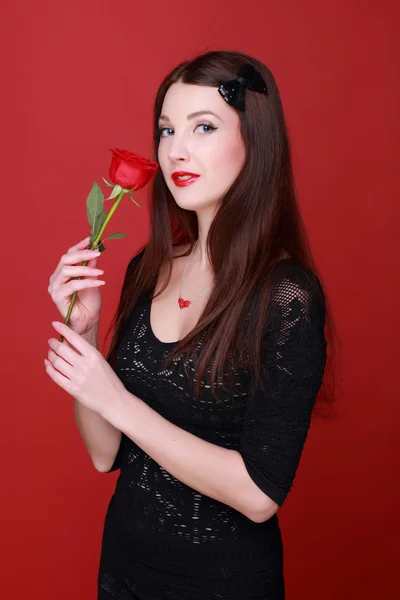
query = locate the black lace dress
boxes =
[98,249,327,599]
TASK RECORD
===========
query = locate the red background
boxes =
[1,1,398,598]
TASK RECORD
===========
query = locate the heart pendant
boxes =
[178,297,191,309]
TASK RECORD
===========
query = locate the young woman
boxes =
[47,50,339,599]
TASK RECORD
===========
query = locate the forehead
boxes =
[159,81,233,122]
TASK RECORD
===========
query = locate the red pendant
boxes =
[178,297,191,309]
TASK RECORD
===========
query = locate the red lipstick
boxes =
[171,171,200,187]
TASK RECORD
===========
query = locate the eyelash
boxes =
[157,123,218,137]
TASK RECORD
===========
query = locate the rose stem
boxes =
[59,188,128,343]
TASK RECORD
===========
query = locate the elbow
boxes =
[247,498,280,523]
[236,452,281,523]
[92,457,114,473]
[92,460,106,472]
[94,462,109,473]
[248,503,279,523]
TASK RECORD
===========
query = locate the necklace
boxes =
[178,240,214,309]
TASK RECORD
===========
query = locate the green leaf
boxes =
[102,177,114,188]
[103,232,126,241]
[86,181,104,232]
[98,239,106,252]
[91,209,107,239]
[89,209,107,245]
[105,184,122,200]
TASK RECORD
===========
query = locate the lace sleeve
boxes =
[239,261,327,507]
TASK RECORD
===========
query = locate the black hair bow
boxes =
[218,63,268,111]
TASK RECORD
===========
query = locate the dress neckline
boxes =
[144,257,298,347]
[145,297,180,347]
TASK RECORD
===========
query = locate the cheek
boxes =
[158,150,171,185]
[208,135,245,181]
[157,146,167,171]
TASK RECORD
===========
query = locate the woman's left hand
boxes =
[45,321,127,418]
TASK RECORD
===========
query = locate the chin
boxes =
[179,198,221,214]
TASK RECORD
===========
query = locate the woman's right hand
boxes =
[48,236,106,336]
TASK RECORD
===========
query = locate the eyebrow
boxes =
[158,110,222,123]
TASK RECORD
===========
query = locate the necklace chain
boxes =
[178,240,214,307]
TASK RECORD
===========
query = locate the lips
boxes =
[171,171,200,181]
[171,171,200,187]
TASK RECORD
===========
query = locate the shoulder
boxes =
[123,246,147,282]
[260,260,327,369]
[127,246,146,268]
[268,258,326,321]
[271,258,324,298]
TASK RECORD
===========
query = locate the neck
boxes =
[191,239,211,272]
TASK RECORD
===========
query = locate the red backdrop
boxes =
[1,1,398,598]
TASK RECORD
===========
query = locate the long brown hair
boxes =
[104,50,343,418]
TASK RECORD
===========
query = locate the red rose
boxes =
[109,148,158,190]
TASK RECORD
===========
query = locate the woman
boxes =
[47,50,339,599]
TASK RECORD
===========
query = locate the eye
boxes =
[196,123,217,134]
[157,123,218,138]
[157,127,173,138]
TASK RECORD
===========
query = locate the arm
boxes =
[72,323,122,471]
[73,246,147,471]
[100,392,275,523]
[101,262,327,522]
[238,263,327,510]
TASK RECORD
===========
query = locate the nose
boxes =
[167,137,190,163]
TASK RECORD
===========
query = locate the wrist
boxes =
[101,386,132,428]
[82,323,99,347]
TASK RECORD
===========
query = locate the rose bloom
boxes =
[109,148,158,190]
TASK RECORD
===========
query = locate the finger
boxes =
[86,255,99,269]
[48,336,82,364]
[53,236,92,277]
[59,265,104,279]
[47,348,75,379]
[52,321,92,355]
[44,358,74,395]
[60,249,101,267]
[67,236,92,254]
[49,278,105,307]
[51,249,101,283]
[61,278,105,297]
[49,277,105,301]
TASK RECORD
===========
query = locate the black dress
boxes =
[98,249,327,600]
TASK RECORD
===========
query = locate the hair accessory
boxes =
[218,63,268,111]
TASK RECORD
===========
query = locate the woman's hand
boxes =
[47,236,106,336]
[45,321,128,418]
